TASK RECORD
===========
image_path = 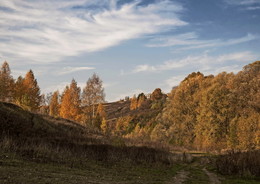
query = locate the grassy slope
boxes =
[0,151,181,184]
[0,102,259,183]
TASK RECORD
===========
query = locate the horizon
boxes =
[1,0,260,101]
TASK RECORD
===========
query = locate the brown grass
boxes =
[216,150,260,178]
[0,102,172,166]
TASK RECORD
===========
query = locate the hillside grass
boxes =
[0,151,182,184]
[0,102,259,183]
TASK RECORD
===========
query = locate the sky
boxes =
[0,0,260,102]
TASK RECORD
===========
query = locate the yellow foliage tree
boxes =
[49,91,60,117]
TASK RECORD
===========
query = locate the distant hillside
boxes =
[103,99,162,122]
[0,102,171,164]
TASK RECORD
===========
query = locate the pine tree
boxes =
[0,61,14,102]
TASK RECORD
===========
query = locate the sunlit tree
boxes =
[0,61,14,102]
[49,91,60,117]
[82,73,105,119]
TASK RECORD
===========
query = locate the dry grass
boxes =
[216,150,260,178]
[0,102,172,166]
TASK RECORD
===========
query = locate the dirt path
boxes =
[203,168,221,184]
[167,170,189,184]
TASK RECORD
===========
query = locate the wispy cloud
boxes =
[43,81,86,94]
[246,6,260,10]
[225,0,260,5]
[224,0,260,10]
[161,51,258,92]
[132,51,258,73]
[0,0,186,64]
[56,66,95,75]
[146,33,258,50]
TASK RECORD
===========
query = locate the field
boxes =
[1,151,259,184]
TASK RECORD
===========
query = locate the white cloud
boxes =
[133,65,157,73]
[56,66,95,75]
[147,33,258,50]
[246,6,260,10]
[132,51,258,73]
[225,0,260,5]
[0,0,186,64]
[224,0,260,10]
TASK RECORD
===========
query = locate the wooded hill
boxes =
[0,60,259,152]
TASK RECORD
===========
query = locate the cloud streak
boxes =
[146,33,258,50]
[0,0,186,64]
[56,66,95,75]
[132,51,258,73]
[224,0,260,10]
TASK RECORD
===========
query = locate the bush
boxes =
[216,150,260,178]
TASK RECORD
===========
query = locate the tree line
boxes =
[1,60,259,151]
[153,61,259,151]
[99,61,259,152]
[0,61,105,126]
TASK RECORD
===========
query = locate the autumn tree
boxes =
[14,76,25,105]
[82,73,105,119]
[60,86,71,119]
[130,95,138,110]
[101,118,109,134]
[49,91,60,117]
[195,72,235,150]
[0,61,14,102]
[19,70,41,111]
[97,103,106,118]
[227,61,260,150]
[151,88,164,101]
[163,72,204,147]
[137,93,147,108]
[60,79,81,121]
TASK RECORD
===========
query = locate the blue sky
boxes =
[0,0,259,101]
